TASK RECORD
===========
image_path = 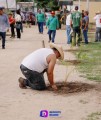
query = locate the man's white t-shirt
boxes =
[15,14,21,22]
[94,14,101,27]
[21,48,54,73]
[66,14,71,26]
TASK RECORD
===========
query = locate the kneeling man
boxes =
[19,43,64,91]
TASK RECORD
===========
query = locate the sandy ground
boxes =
[0,25,101,120]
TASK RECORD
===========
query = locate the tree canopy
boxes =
[16,0,59,11]
[35,0,59,11]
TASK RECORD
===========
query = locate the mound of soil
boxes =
[47,82,95,95]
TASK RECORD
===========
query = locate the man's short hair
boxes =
[75,6,78,10]
[52,48,58,51]
[85,11,89,15]
[0,7,3,10]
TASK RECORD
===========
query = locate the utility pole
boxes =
[78,0,80,11]
[86,0,89,12]
[6,0,8,10]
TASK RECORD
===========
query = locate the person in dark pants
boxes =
[36,9,45,34]
[8,13,15,38]
[15,10,21,39]
[18,43,64,91]
[0,7,10,49]
[82,11,89,44]
[0,32,6,48]
[16,22,21,38]
[94,11,101,42]
[70,6,82,46]
[46,11,59,43]
[20,65,46,90]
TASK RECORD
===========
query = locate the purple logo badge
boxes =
[40,110,48,117]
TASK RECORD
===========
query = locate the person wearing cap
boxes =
[18,43,64,91]
[46,11,59,43]
[0,7,10,49]
[70,6,82,46]
[36,9,46,34]
[94,11,101,42]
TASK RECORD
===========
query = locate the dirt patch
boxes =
[57,60,81,65]
[47,82,96,95]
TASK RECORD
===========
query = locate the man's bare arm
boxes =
[47,55,56,85]
[70,19,72,28]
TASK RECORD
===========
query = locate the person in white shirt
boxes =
[18,43,64,91]
[66,12,71,44]
[20,11,25,32]
[94,11,101,42]
[15,10,21,38]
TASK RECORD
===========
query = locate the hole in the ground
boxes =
[47,82,95,95]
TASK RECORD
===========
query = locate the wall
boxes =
[74,1,101,22]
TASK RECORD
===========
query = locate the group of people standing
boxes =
[66,6,101,46]
[36,7,90,46]
[0,7,23,49]
[66,6,89,47]
[1,6,101,50]
[0,7,33,49]
[9,9,27,39]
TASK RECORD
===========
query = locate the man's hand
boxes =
[84,27,87,30]
[52,84,58,91]
[46,54,56,86]
[7,29,9,32]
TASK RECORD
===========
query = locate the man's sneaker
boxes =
[18,77,27,89]
[48,40,51,43]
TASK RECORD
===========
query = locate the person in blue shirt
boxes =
[82,11,89,44]
[0,7,10,49]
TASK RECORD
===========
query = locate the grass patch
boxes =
[74,42,101,82]
[85,112,101,120]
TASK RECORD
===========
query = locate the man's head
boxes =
[2,7,5,13]
[8,13,13,18]
[51,11,55,17]
[16,9,20,15]
[75,6,79,11]
[0,7,3,15]
[82,10,84,13]
[84,11,89,16]
[49,43,64,60]
[38,9,41,13]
